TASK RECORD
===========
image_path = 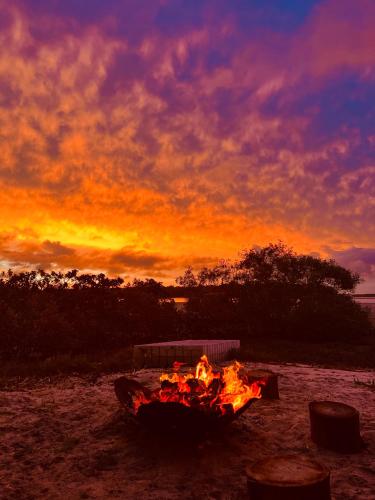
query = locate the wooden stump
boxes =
[247,455,331,500]
[246,369,279,399]
[309,401,363,453]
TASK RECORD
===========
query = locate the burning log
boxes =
[114,355,262,433]
[245,369,279,399]
[246,455,331,500]
[114,377,153,412]
[309,401,364,453]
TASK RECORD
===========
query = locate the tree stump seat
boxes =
[246,369,279,399]
[309,401,363,453]
[246,454,331,500]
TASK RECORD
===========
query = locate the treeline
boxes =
[0,284,179,360]
[0,244,373,362]
[0,269,124,290]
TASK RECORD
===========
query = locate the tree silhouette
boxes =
[176,243,370,342]
[236,243,360,291]
[176,243,361,292]
[176,266,198,287]
[0,244,372,363]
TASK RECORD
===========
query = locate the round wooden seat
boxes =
[247,455,331,499]
[246,369,279,399]
[309,401,363,453]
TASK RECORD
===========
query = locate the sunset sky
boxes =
[0,0,374,290]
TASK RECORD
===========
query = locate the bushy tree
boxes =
[177,243,371,342]
[237,243,360,291]
[175,266,198,287]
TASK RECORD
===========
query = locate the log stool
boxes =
[309,401,363,453]
[246,369,279,399]
[247,455,331,500]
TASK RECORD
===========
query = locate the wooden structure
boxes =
[309,401,363,453]
[247,455,331,500]
[133,339,240,368]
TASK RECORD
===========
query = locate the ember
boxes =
[115,355,263,429]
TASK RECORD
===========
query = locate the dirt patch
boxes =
[0,363,374,499]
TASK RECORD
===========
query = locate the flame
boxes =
[195,354,220,384]
[221,361,261,411]
[133,391,150,414]
[132,355,262,416]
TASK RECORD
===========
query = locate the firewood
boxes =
[186,378,204,393]
[309,401,364,453]
[207,378,223,397]
[247,455,331,500]
[246,369,279,399]
[160,380,178,390]
[114,376,152,409]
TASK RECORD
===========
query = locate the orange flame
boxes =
[133,355,262,415]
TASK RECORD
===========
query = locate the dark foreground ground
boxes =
[1,362,374,499]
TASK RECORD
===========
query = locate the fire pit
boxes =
[115,355,263,434]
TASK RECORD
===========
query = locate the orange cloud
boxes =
[0,1,374,288]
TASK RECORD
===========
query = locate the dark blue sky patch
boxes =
[155,0,205,36]
[258,72,375,152]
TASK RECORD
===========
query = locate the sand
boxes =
[0,363,374,499]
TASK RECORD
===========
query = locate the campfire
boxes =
[115,355,263,433]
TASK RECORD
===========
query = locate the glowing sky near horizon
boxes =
[0,0,374,290]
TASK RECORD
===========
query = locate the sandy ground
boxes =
[0,363,374,500]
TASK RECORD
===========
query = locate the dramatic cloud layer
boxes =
[0,0,374,288]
